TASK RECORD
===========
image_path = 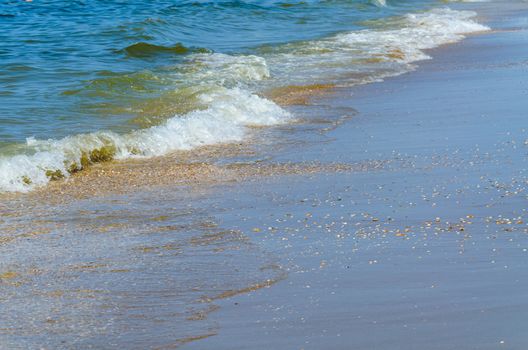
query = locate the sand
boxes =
[180,2,528,349]
[2,1,528,349]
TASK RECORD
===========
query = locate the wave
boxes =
[335,8,489,63]
[0,87,290,193]
[70,53,270,100]
[262,8,489,87]
[122,42,207,58]
[371,0,387,7]
[0,7,489,193]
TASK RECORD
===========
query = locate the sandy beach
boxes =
[182,2,528,349]
[1,1,528,349]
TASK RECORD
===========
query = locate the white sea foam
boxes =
[0,8,489,193]
[267,8,489,85]
[371,0,387,7]
[190,53,270,84]
[334,9,489,63]
[0,87,290,192]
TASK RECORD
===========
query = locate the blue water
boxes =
[0,0,435,144]
[0,0,491,192]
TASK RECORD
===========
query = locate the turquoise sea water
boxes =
[0,0,487,191]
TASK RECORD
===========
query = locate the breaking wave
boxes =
[0,7,489,193]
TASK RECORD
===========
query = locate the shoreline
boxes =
[0,3,489,194]
[181,1,528,349]
[0,79,351,203]
[2,1,528,349]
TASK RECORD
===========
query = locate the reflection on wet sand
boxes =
[0,188,287,348]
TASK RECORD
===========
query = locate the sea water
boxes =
[0,0,488,192]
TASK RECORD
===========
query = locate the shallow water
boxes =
[1,0,528,349]
[0,0,424,142]
[0,0,488,192]
[0,185,286,349]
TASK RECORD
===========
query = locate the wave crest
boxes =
[122,42,195,58]
[0,88,290,192]
[0,8,489,193]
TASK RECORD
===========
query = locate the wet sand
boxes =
[180,2,528,350]
[2,1,528,349]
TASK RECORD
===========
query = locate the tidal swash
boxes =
[0,0,488,192]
